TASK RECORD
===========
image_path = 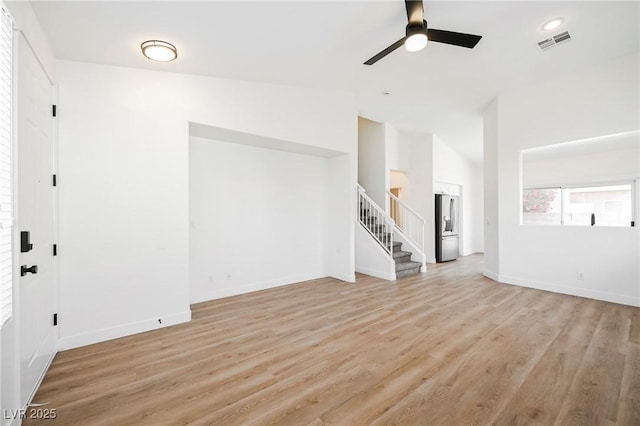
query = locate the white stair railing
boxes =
[387,190,426,256]
[358,185,395,255]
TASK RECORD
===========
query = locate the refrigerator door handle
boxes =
[450,198,455,232]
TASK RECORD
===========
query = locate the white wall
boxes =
[432,136,484,257]
[189,137,337,302]
[523,139,640,187]
[385,123,410,172]
[483,99,500,280]
[468,164,485,258]
[56,60,357,349]
[386,124,410,213]
[485,52,640,306]
[357,117,387,207]
[324,153,355,282]
[404,132,435,262]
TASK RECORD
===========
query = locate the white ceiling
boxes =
[27,1,640,164]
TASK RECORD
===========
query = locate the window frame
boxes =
[522,179,637,227]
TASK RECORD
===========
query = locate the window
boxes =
[564,184,632,227]
[0,4,12,326]
[522,188,561,225]
[523,182,636,227]
[521,130,639,228]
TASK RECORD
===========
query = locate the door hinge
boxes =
[53,244,57,256]
[52,104,56,117]
[53,313,58,326]
[52,174,57,186]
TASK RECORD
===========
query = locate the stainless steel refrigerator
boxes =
[435,194,459,262]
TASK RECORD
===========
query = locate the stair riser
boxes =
[394,255,412,264]
[396,267,421,278]
[386,243,402,251]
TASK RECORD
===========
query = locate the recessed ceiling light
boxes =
[141,40,177,62]
[542,17,565,31]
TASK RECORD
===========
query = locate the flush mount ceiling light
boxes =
[141,40,177,62]
[542,17,565,31]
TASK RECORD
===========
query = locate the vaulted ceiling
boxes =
[27,1,640,164]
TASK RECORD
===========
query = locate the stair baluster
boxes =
[358,185,422,278]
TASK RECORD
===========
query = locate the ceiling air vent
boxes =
[538,31,571,51]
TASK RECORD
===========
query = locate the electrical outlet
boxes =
[577,272,584,280]
[226,273,231,280]
[208,275,214,283]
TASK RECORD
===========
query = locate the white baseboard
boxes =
[331,272,356,283]
[58,310,192,350]
[484,270,499,281]
[355,266,395,281]
[191,272,327,304]
[7,350,58,426]
[496,274,639,307]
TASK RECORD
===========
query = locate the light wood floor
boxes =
[26,255,639,425]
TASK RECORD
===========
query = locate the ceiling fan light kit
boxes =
[364,0,482,65]
[404,25,428,52]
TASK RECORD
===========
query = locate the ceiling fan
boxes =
[364,0,483,65]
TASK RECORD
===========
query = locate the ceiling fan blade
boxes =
[427,28,482,48]
[364,38,406,65]
[405,0,424,25]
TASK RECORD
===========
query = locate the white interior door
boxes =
[17,34,56,406]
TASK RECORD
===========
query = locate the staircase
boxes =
[359,199,422,279]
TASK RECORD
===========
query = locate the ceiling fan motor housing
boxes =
[406,20,428,37]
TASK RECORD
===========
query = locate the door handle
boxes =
[20,265,38,277]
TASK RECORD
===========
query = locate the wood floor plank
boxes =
[556,304,631,425]
[628,306,639,344]
[617,342,640,425]
[492,298,602,425]
[23,255,639,425]
[368,300,562,425]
